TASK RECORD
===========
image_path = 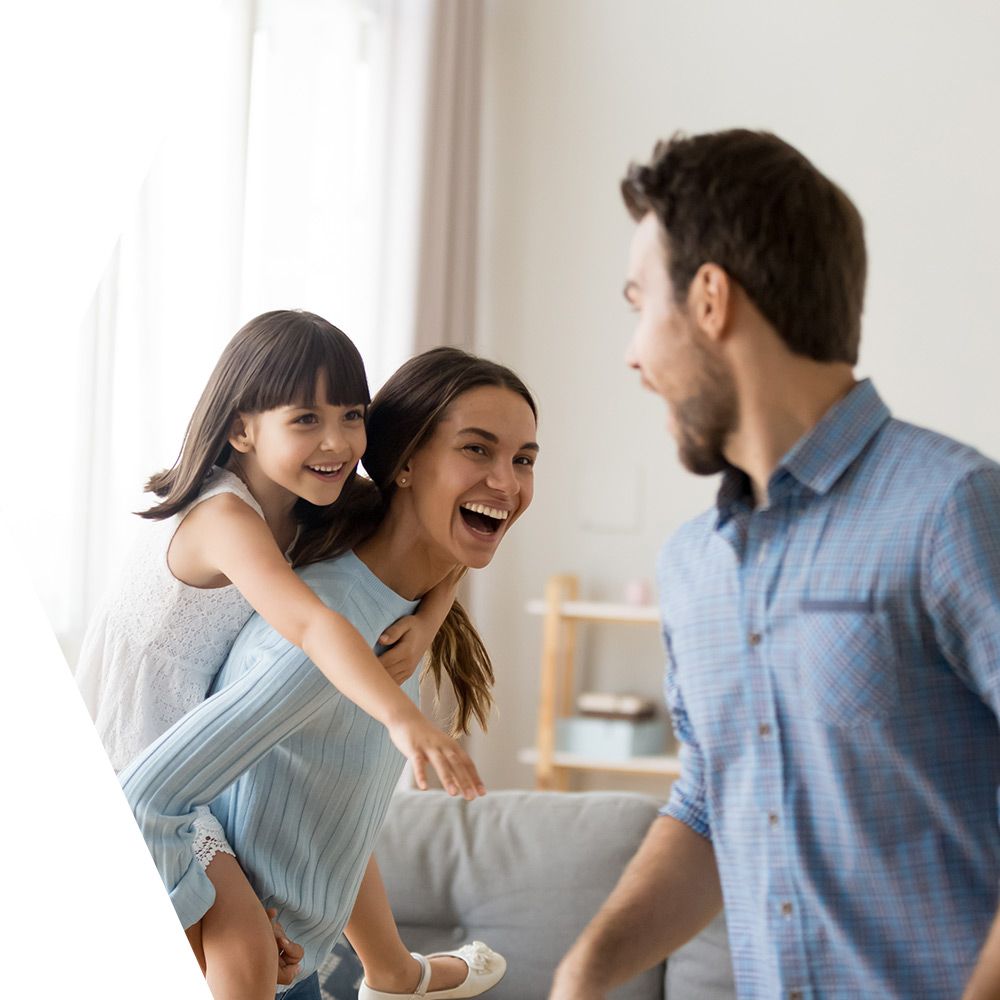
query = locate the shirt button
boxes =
[748,631,763,646]
[758,723,772,737]
[781,901,794,916]
[789,992,803,1000]
[768,812,779,827]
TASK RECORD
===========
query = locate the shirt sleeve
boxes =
[120,637,335,928]
[922,464,1000,729]
[657,618,712,840]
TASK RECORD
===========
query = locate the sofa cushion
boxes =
[666,911,735,999]
[374,790,668,1000]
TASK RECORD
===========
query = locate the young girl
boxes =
[75,311,495,999]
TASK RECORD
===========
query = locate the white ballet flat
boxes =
[357,941,507,999]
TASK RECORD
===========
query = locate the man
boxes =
[550,129,1000,999]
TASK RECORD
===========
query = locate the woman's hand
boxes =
[267,908,304,986]
[378,614,428,685]
[387,711,486,799]
[379,565,465,683]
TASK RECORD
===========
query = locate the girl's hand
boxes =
[388,712,486,799]
[378,615,431,685]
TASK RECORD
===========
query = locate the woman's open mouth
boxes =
[459,502,509,537]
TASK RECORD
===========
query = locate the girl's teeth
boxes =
[460,502,509,521]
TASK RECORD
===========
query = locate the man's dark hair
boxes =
[622,129,866,364]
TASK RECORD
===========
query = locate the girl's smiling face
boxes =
[230,376,367,509]
[397,385,538,570]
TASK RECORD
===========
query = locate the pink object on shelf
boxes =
[623,578,652,606]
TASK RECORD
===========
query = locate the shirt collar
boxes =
[715,379,891,524]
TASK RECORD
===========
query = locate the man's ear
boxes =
[228,415,253,454]
[689,262,731,343]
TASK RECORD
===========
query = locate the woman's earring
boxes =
[399,477,407,486]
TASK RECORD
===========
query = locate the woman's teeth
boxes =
[308,464,343,474]
[460,502,509,521]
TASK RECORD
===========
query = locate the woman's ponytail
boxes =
[425,601,495,736]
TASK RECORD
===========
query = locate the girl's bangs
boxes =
[246,321,370,412]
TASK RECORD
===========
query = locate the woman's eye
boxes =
[464,444,487,456]
[345,408,365,422]
[515,455,535,467]
[294,414,318,425]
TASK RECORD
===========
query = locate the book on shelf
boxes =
[576,690,657,721]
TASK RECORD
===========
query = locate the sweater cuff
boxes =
[169,857,217,929]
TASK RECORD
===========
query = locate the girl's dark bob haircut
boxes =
[140,309,369,521]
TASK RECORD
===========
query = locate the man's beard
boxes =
[672,344,738,477]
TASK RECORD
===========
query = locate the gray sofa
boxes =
[360,789,735,1000]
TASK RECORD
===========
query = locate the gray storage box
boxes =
[556,715,666,759]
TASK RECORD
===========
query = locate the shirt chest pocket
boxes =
[797,601,899,727]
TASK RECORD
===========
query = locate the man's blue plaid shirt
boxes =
[658,379,1000,999]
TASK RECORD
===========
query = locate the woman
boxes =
[121,347,539,999]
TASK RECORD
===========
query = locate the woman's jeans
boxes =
[279,972,320,1000]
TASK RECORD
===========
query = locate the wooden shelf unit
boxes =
[524,574,681,791]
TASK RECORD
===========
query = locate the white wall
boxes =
[466,0,1000,791]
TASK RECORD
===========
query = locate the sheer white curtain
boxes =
[45,0,484,662]
[243,0,483,388]
[48,0,258,655]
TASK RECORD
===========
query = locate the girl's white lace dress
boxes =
[75,467,265,868]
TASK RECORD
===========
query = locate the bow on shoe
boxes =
[453,942,501,975]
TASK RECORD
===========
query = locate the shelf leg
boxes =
[534,573,576,790]
[559,576,580,717]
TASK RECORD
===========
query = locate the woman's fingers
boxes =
[377,645,416,684]
[381,659,410,684]
[267,907,304,984]
[379,619,408,645]
[411,752,429,791]
[391,716,485,797]
[425,749,457,795]
[424,745,485,799]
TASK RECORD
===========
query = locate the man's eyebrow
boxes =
[457,427,540,452]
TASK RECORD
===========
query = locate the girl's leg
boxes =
[200,851,279,1000]
[345,857,467,994]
